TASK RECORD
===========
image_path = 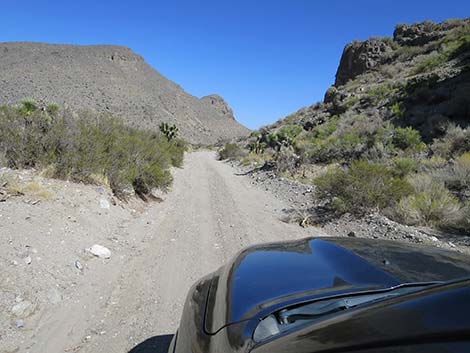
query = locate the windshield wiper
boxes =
[279,299,348,323]
[278,292,402,323]
[277,282,441,324]
[254,281,450,342]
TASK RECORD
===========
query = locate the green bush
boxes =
[414,53,448,74]
[278,124,303,141]
[392,157,418,177]
[397,173,462,228]
[389,102,405,118]
[368,84,394,101]
[218,143,245,160]
[392,127,426,152]
[0,105,186,198]
[314,160,413,214]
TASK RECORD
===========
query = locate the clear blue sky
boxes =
[1,1,469,129]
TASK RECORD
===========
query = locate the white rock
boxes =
[11,301,36,318]
[75,259,83,270]
[86,244,111,259]
[24,256,32,265]
[99,198,110,209]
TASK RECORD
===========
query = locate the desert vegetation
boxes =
[0,100,186,198]
[233,120,470,232]
[227,19,470,234]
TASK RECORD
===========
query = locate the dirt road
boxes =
[14,151,322,353]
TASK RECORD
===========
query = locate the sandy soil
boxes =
[1,151,325,353]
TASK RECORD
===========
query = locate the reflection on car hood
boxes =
[204,237,470,334]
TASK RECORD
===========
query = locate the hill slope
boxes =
[238,18,470,234]
[0,42,249,143]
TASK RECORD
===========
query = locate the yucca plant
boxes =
[159,122,179,141]
[17,99,38,116]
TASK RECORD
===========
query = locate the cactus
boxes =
[159,122,179,141]
[249,134,266,154]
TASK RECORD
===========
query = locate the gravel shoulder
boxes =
[0,151,324,353]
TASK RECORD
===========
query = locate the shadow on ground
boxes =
[128,334,174,353]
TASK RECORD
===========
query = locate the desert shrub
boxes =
[304,129,365,163]
[368,84,393,101]
[392,157,418,177]
[389,102,405,118]
[419,156,448,172]
[314,160,413,214]
[436,152,470,192]
[392,127,426,152]
[311,115,339,140]
[394,44,428,61]
[17,99,38,116]
[46,103,59,116]
[396,173,462,228]
[278,124,303,141]
[218,143,245,160]
[0,105,185,198]
[431,124,470,158]
[274,148,300,175]
[345,96,359,108]
[413,25,470,74]
[414,53,448,74]
[239,152,271,167]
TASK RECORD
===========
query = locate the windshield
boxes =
[253,282,441,343]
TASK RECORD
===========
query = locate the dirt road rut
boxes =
[29,151,323,353]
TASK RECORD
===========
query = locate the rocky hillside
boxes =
[263,18,469,141]
[234,18,470,235]
[0,42,249,144]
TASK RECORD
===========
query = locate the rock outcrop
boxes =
[257,18,470,143]
[334,38,393,86]
[393,19,463,46]
[0,42,249,144]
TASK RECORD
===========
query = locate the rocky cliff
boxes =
[261,18,470,142]
[0,42,249,144]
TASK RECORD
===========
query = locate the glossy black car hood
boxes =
[204,237,470,334]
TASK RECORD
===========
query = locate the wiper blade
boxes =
[279,299,348,323]
[277,286,431,324]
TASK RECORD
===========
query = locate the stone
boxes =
[99,198,110,209]
[393,21,449,46]
[75,259,83,271]
[86,244,111,259]
[335,38,393,86]
[11,300,36,318]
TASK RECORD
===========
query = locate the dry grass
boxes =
[1,174,54,200]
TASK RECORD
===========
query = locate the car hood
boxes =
[204,237,470,334]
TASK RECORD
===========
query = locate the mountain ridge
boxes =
[0,41,249,143]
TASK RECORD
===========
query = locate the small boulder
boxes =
[74,259,83,271]
[11,300,36,318]
[86,244,111,259]
[99,198,110,209]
